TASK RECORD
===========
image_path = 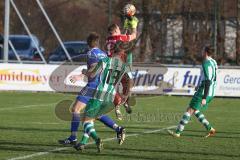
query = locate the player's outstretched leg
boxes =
[123,99,132,114]
[122,78,133,114]
[87,121,103,153]
[58,112,79,145]
[175,112,191,137]
[74,122,91,152]
[117,127,126,145]
[194,110,216,137]
[59,101,85,146]
[169,107,193,137]
[75,121,103,152]
[114,92,124,120]
[98,115,126,145]
[115,105,123,120]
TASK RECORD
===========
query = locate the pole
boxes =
[10,0,47,64]
[3,0,10,63]
[36,0,73,63]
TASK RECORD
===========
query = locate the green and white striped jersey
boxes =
[92,57,131,102]
[199,57,218,97]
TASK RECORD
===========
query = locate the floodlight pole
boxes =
[3,0,10,63]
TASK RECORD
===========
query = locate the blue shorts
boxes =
[76,82,98,104]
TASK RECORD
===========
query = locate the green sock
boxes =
[80,132,89,145]
[194,110,212,131]
[89,130,98,142]
[83,122,99,142]
[176,112,191,134]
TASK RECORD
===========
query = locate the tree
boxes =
[139,0,151,62]
[0,1,4,33]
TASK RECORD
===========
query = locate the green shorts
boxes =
[189,90,213,111]
[84,99,115,118]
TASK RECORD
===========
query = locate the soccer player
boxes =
[169,45,218,138]
[122,3,138,67]
[58,33,125,145]
[106,22,138,116]
[74,42,132,152]
[106,23,137,58]
[123,13,138,111]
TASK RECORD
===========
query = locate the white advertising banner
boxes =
[216,69,240,97]
[0,64,58,91]
[161,67,201,96]
[0,63,88,92]
[0,63,240,97]
[131,66,240,97]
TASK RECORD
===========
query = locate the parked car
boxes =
[0,34,3,44]
[48,41,88,62]
[8,35,45,61]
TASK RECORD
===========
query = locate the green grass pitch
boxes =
[0,92,239,160]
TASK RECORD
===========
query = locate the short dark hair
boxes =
[108,24,118,35]
[87,32,100,48]
[204,45,214,56]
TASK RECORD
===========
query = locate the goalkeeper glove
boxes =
[124,16,139,30]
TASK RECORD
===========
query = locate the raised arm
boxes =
[123,16,139,41]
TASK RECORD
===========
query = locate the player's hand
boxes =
[201,99,207,106]
[124,16,139,30]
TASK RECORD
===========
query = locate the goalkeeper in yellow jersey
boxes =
[122,4,139,112]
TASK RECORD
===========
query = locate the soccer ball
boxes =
[123,4,136,16]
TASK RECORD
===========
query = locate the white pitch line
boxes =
[0,103,56,111]
[18,122,62,125]
[7,125,177,160]
[0,95,160,112]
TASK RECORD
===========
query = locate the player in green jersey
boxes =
[169,45,218,138]
[74,43,132,152]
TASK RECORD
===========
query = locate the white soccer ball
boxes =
[123,4,136,16]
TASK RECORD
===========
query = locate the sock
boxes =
[70,113,80,140]
[80,130,90,145]
[194,110,212,131]
[80,122,92,144]
[98,115,119,132]
[176,112,191,134]
[84,122,99,142]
